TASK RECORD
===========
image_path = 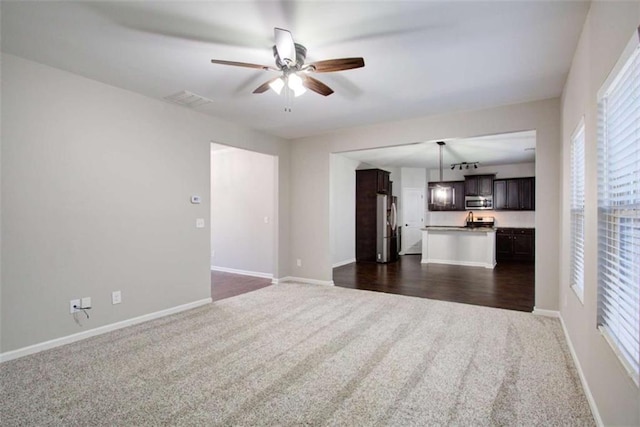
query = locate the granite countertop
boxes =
[422,226,496,232]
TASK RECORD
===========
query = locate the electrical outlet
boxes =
[296,259,302,267]
[81,297,91,308]
[264,216,269,224]
[211,250,215,258]
[196,218,205,228]
[70,299,81,314]
[112,290,122,305]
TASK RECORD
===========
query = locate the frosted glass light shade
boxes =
[287,73,307,97]
[269,77,285,95]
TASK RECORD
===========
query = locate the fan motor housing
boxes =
[273,43,307,69]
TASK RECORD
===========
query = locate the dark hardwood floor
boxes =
[333,255,534,312]
[210,271,272,301]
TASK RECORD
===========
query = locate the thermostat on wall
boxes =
[190,195,201,204]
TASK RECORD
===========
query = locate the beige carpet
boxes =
[1,283,594,426]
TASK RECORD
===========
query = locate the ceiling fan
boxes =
[211,28,365,97]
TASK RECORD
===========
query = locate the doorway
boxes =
[330,130,537,312]
[401,187,424,254]
[210,143,277,297]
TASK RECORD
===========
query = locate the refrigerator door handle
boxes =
[390,202,397,231]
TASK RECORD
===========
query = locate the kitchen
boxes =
[330,130,536,312]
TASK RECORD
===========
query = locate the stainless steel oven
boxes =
[465,196,493,210]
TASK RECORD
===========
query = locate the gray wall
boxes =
[0,54,290,352]
[211,145,275,276]
[329,154,360,267]
[559,1,640,425]
[290,98,561,310]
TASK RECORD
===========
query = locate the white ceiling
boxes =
[338,130,536,169]
[0,1,589,140]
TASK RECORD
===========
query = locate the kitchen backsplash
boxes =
[426,210,535,228]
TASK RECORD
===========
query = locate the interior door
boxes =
[402,187,424,254]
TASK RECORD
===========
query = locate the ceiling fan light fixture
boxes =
[269,77,285,95]
[287,73,306,97]
[293,86,307,97]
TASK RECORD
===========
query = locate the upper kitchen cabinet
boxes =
[355,168,391,195]
[428,181,465,211]
[376,169,391,194]
[465,174,495,197]
[493,177,535,210]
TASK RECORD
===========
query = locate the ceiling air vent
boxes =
[164,90,213,109]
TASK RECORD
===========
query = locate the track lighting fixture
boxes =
[450,161,480,170]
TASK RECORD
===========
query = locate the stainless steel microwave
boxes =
[465,196,493,210]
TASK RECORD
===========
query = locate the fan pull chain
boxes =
[284,86,293,113]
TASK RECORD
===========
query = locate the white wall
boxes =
[211,146,275,276]
[559,2,640,425]
[401,168,427,188]
[291,98,561,308]
[0,54,290,353]
[329,155,360,267]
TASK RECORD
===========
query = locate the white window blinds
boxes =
[570,119,585,301]
[597,32,640,385]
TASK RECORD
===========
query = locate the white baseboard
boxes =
[273,276,335,286]
[559,315,603,427]
[332,258,356,268]
[211,265,273,279]
[421,258,495,269]
[532,307,560,318]
[0,298,212,363]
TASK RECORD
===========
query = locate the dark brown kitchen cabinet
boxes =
[496,228,535,262]
[376,169,390,194]
[452,181,465,210]
[465,174,495,197]
[428,181,465,211]
[356,169,397,263]
[519,178,535,210]
[493,177,535,210]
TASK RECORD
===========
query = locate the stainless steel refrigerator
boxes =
[376,193,397,263]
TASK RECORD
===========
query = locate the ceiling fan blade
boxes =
[211,59,276,71]
[253,77,280,94]
[274,27,296,67]
[308,57,365,73]
[302,75,334,96]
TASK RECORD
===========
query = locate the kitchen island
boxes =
[421,226,496,268]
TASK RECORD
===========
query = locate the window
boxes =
[570,118,585,302]
[597,29,640,386]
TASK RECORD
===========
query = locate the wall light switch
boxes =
[264,216,269,224]
[196,218,205,228]
[81,297,91,308]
